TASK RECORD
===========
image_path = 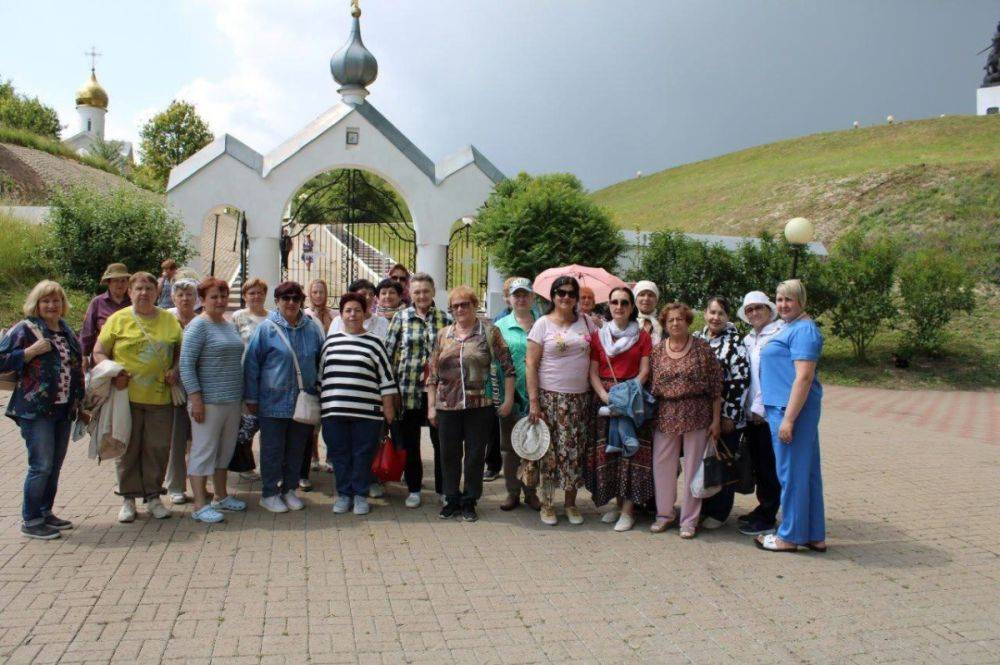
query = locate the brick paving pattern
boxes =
[0,388,998,664]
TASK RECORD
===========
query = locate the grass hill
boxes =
[593,115,1000,281]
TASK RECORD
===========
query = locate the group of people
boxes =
[1,259,826,553]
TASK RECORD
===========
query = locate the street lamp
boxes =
[784,217,815,278]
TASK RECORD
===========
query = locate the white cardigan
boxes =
[84,360,132,461]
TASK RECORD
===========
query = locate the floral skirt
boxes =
[582,378,655,507]
[520,389,592,504]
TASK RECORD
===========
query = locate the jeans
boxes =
[259,417,312,498]
[744,417,781,524]
[390,396,441,494]
[19,405,71,525]
[437,406,495,504]
[322,416,382,497]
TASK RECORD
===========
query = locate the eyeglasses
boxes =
[744,304,767,313]
[554,289,578,299]
[449,301,473,311]
[609,299,631,307]
[278,295,303,302]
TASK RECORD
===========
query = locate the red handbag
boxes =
[371,431,407,483]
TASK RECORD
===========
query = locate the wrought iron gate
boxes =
[446,219,489,306]
[283,169,416,298]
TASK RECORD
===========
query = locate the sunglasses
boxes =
[554,289,578,299]
[278,294,303,302]
[609,299,631,307]
[449,301,473,311]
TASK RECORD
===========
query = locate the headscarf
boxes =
[632,280,662,344]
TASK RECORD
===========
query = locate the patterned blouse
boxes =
[694,324,750,428]
[649,336,723,435]
[428,320,516,411]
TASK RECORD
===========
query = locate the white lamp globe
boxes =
[784,217,815,245]
[887,115,895,124]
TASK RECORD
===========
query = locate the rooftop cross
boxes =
[84,46,102,73]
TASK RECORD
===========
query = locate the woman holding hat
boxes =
[632,281,662,345]
[80,263,132,366]
[494,277,542,511]
[736,291,784,537]
[526,275,595,526]
[756,279,826,553]
[584,286,653,532]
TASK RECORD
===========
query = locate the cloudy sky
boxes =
[1,1,996,190]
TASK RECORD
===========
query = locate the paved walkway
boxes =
[0,388,998,664]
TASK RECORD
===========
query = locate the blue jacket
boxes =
[0,317,85,422]
[604,378,655,458]
[243,310,324,419]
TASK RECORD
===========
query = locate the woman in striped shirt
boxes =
[320,292,398,516]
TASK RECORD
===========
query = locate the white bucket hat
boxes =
[632,280,660,299]
[510,416,551,461]
[738,291,778,324]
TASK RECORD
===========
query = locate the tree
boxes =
[0,79,61,139]
[137,100,213,188]
[472,172,626,279]
[86,138,127,174]
[897,249,976,356]
[43,186,194,292]
[825,231,901,360]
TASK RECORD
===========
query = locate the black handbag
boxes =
[713,434,755,494]
[702,442,727,489]
[228,414,258,472]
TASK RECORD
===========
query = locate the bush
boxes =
[0,80,61,139]
[43,186,194,292]
[825,231,901,360]
[897,249,976,355]
[472,172,626,279]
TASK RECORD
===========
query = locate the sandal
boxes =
[805,542,828,553]
[650,516,675,533]
[755,534,799,552]
[679,527,696,539]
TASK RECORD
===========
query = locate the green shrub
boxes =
[472,172,626,279]
[897,249,976,355]
[825,231,901,360]
[0,80,61,139]
[0,124,116,174]
[42,186,194,292]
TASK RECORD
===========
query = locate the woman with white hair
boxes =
[756,279,826,553]
[0,280,84,539]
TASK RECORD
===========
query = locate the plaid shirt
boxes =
[384,305,451,411]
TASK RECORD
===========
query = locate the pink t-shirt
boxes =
[527,315,594,394]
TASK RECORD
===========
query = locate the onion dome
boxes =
[330,1,378,100]
[75,70,108,110]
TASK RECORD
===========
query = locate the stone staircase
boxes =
[328,223,395,281]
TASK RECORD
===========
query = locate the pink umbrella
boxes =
[532,264,629,303]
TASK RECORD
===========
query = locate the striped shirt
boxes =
[179,315,244,403]
[319,331,398,420]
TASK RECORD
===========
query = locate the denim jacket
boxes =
[604,378,656,458]
[0,317,85,422]
[243,310,324,419]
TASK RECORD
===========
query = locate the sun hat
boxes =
[738,291,778,324]
[510,416,551,461]
[100,263,131,283]
[632,280,660,299]
[508,277,532,294]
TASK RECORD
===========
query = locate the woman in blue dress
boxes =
[756,279,826,553]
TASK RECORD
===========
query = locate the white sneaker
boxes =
[369,482,385,498]
[353,497,370,515]
[118,498,136,523]
[405,492,421,508]
[169,493,187,505]
[260,495,289,513]
[614,513,636,532]
[701,517,725,530]
[332,495,352,514]
[147,497,172,519]
[282,491,304,511]
[601,510,620,524]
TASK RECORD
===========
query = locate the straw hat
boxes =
[100,263,130,283]
[737,291,778,324]
[510,416,551,461]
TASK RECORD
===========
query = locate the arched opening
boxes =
[281,168,416,300]
[199,204,247,309]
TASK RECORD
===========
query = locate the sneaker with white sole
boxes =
[212,496,247,511]
[169,493,188,505]
[146,497,171,519]
[614,513,636,532]
[601,510,620,524]
[260,495,289,513]
[404,492,421,508]
[282,491,304,511]
[565,506,584,525]
[369,482,385,498]
[191,505,225,523]
[353,497,370,515]
[118,498,136,523]
[332,495,352,514]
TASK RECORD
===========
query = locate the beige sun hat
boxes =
[100,263,130,283]
[511,416,551,461]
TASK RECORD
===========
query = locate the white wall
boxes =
[0,205,49,225]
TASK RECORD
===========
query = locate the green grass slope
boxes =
[594,115,1000,280]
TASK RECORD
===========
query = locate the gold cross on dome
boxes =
[84,46,102,73]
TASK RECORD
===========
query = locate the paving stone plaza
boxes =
[0,386,997,664]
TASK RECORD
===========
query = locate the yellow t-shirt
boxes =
[97,307,183,405]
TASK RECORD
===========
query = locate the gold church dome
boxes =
[75,71,108,110]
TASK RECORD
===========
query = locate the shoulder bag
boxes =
[0,320,47,392]
[267,320,320,426]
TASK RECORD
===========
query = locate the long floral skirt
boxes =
[519,389,592,506]
[582,378,655,507]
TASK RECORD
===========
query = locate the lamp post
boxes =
[784,217,815,278]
